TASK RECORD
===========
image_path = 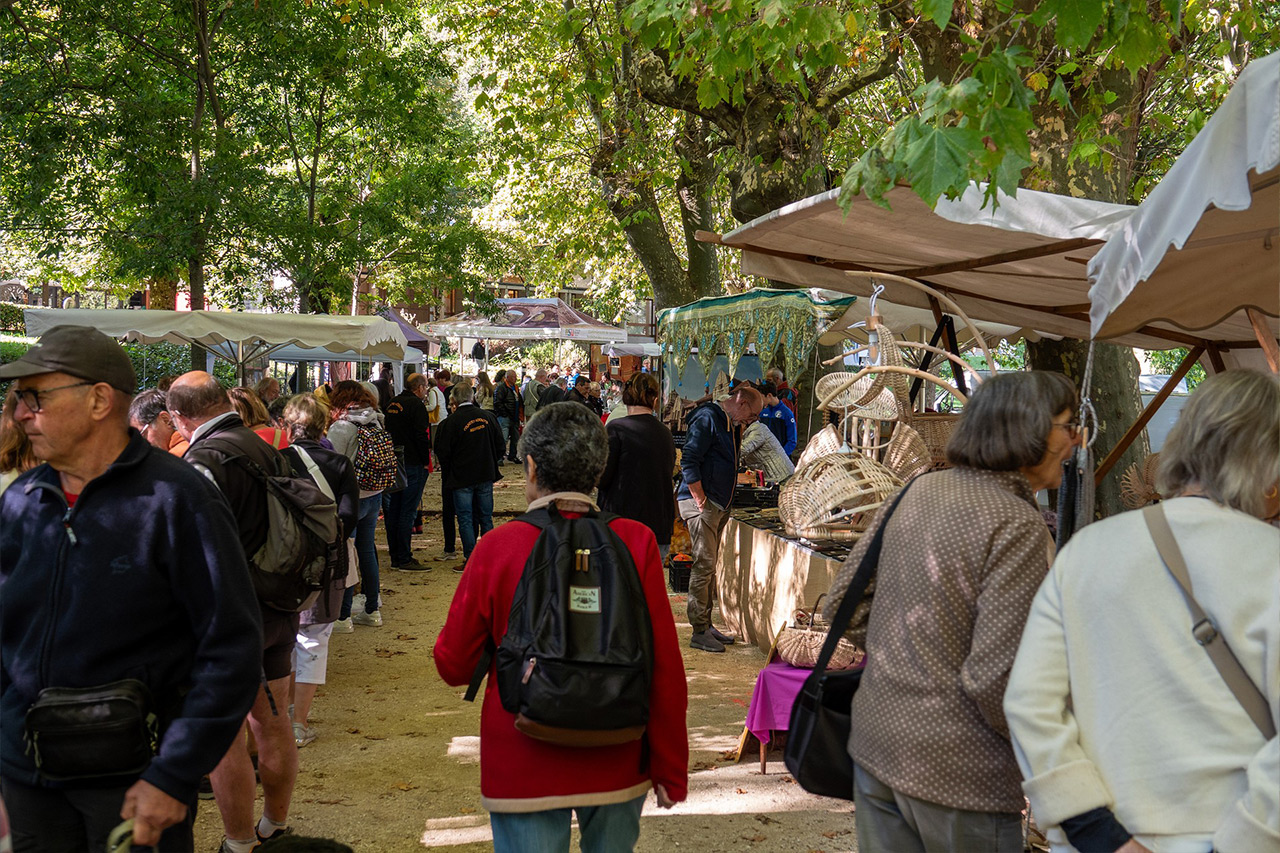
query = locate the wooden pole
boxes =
[1094,345,1204,485]
[1246,308,1280,373]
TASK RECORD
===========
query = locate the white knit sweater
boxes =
[1006,497,1279,853]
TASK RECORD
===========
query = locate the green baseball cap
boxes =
[0,324,137,394]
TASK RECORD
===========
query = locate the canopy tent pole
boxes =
[1246,308,1280,372]
[1093,345,1205,485]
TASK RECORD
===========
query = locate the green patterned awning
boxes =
[657,288,856,381]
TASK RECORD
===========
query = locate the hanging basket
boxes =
[908,412,961,470]
[795,424,843,471]
[882,422,933,481]
[779,453,903,542]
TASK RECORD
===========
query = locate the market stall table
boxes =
[744,660,813,773]
[717,509,849,655]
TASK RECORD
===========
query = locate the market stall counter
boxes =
[717,504,851,655]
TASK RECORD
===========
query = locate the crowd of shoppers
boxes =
[2,329,1275,853]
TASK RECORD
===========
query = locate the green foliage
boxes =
[0,334,234,391]
[0,303,25,335]
[0,0,502,311]
[1145,348,1205,389]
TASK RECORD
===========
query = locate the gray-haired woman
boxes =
[1006,370,1279,853]
[824,370,1080,852]
[432,402,689,852]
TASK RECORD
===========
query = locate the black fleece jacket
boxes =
[384,390,433,466]
[432,403,504,490]
[0,432,263,802]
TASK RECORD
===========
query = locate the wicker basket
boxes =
[795,424,842,470]
[907,412,960,470]
[882,422,933,481]
[776,623,864,670]
[779,452,903,542]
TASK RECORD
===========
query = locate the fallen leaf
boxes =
[735,787,747,794]
[363,734,387,740]
[395,633,417,641]
[731,698,748,707]
[741,835,766,842]
[822,830,850,838]
[346,728,361,734]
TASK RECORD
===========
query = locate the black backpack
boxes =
[202,438,339,613]
[466,506,653,747]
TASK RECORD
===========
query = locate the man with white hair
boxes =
[0,328,261,851]
[677,383,763,653]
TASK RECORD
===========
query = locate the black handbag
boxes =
[783,481,914,800]
[24,679,157,783]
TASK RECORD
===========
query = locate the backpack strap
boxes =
[464,638,495,703]
[290,446,334,502]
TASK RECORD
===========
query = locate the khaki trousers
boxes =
[678,498,729,634]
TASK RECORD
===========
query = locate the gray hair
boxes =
[282,394,328,442]
[1156,370,1280,517]
[450,381,474,405]
[517,402,608,494]
[946,371,1078,471]
[128,389,168,427]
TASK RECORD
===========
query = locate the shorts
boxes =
[261,606,301,681]
[294,622,335,685]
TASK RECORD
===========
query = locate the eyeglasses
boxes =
[14,381,94,413]
[1053,420,1082,439]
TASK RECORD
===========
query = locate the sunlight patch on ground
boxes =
[446,735,480,764]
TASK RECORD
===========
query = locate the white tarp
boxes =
[716,181,1266,350]
[1088,50,1280,340]
[23,309,410,364]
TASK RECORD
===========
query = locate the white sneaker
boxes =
[352,593,366,611]
[292,721,317,748]
[331,618,354,634]
[352,609,383,627]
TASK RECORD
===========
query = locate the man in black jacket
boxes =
[383,373,433,570]
[0,327,262,851]
[492,369,523,463]
[433,382,504,567]
[168,372,300,851]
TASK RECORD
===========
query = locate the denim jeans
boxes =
[386,465,429,566]
[489,793,645,853]
[341,493,383,618]
[452,481,494,559]
[497,415,519,461]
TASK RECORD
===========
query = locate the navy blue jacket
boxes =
[676,401,737,510]
[0,432,263,802]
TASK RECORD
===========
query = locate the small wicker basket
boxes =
[775,594,866,670]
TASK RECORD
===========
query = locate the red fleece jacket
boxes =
[434,513,689,812]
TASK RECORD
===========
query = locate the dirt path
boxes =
[194,469,856,852]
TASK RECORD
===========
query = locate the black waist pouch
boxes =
[24,679,157,782]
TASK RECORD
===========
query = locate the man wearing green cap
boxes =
[0,326,262,851]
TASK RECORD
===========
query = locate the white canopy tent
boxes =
[24,309,411,385]
[1088,49,1279,368]
[422,297,627,343]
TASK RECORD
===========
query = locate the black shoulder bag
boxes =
[783,480,914,800]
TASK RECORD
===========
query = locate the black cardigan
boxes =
[597,413,677,547]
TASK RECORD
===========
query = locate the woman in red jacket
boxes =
[434,402,688,853]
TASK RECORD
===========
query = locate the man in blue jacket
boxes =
[677,383,763,653]
[758,381,797,457]
[0,326,262,851]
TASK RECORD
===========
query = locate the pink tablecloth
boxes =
[745,660,813,744]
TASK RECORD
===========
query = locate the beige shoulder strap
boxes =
[1143,504,1276,738]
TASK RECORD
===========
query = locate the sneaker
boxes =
[395,558,431,572]
[709,626,737,645]
[332,617,354,634]
[352,609,383,627]
[438,550,457,561]
[352,593,366,612]
[256,824,291,844]
[690,630,726,653]
[292,722,317,748]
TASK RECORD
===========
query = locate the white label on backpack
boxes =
[569,586,600,614]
